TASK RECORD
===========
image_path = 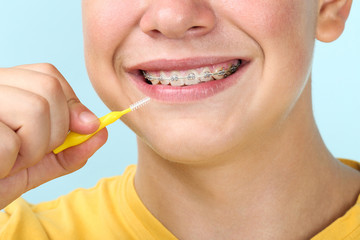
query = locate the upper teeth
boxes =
[142,60,241,86]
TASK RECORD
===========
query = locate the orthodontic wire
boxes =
[143,61,241,82]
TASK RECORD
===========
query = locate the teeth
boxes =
[169,71,184,86]
[142,60,241,86]
[159,72,169,85]
[184,70,200,85]
[143,71,159,85]
[150,78,159,85]
[229,64,238,74]
[212,67,226,80]
[199,67,212,82]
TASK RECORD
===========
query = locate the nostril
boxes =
[151,29,161,35]
[139,1,216,40]
[186,25,212,37]
[189,26,203,32]
[146,29,162,38]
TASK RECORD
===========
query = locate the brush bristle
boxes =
[130,97,151,111]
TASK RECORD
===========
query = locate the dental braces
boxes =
[143,61,241,82]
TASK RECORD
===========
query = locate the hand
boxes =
[0,63,108,209]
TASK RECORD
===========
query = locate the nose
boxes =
[140,0,216,39]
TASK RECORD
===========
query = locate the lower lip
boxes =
[128,62,250,103]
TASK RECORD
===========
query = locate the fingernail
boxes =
[79,111,98,124]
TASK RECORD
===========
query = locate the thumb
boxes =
[67,97,100,134]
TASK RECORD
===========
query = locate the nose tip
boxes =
[140,1,216,39]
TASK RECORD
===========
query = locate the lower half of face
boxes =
[82,0,318,163]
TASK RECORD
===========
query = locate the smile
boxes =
[127,57,250,102]
[142,59,241,87]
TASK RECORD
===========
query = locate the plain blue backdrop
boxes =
[0,1,359,204]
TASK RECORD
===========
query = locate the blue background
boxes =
[0,1,359,204]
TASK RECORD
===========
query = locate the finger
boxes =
[0,121,20,179]
[14,63,77,101]
[0,67,69,151]
[15,63,100,134]
[66,97,100,134]
[0,169,27,210]
[0,85,50,174]
[0,128,107,209]
[25,128,108,191]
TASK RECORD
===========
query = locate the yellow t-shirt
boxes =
[0,160,359,240]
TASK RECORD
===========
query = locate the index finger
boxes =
[15,63,78,102]
[15,63,100,134]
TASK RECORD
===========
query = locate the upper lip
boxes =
[125,56,249,73]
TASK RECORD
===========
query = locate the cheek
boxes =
[82,0,144,59]
[229,0,314,38]
[222,0,317,59]
[219,1,318,124]
[232,0,317,81]
[82,0,147,109]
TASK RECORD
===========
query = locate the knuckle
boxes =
[38,63,58,73]
[28,94,50,117]
[67,97,80,106]
[0,131,20,178]
[41,75,62,96]
[1,128,21,156]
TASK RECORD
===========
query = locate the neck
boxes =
[134,82,360,240]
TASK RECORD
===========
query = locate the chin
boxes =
[149,140,226,165]
[136,121,241,165]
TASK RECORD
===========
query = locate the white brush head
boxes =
[129,97,151,111]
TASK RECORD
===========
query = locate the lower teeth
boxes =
[143,60,241,86]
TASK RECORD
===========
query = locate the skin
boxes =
[0,0,356,239]
[82,0,359,239]
[0,63,108,209]
[80,0,348,165]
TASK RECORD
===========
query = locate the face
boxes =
[82,0,318,163]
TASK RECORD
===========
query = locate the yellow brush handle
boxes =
[53,108,131,154]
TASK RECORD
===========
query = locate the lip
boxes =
[126,57,251,103]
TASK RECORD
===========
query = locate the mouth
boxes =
[141,59,242,87]
[127,57,250,102]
